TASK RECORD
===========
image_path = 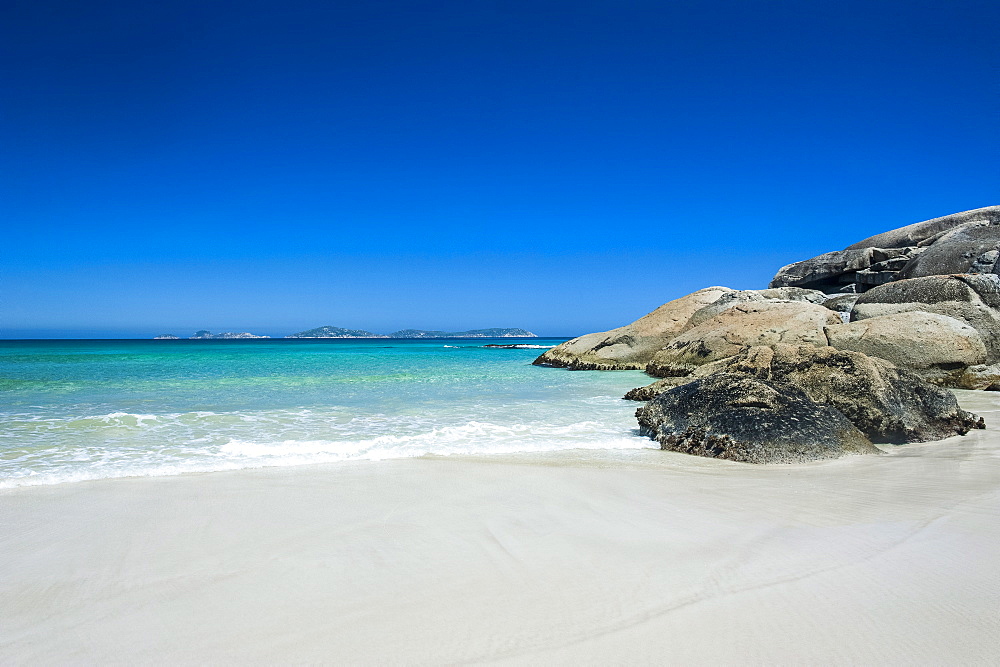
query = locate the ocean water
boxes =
[0,338,653,487]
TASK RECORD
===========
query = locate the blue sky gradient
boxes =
[2,0,998,337]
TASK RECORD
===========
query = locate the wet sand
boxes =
[2,391,999,664]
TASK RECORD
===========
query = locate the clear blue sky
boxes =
[2,0,997,338]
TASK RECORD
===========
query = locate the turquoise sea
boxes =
[0,339,652,487]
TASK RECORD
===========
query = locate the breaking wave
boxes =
[0,410,648,488]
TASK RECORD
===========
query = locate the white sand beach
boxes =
[2,390,1000,664]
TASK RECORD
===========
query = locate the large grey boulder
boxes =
[645,301,841,377]
[851,274,1000,362]
[769,247,911,291]
[684,287,826,328]
[769,206,1000,293]
[825,311,988,386]
[636,373,879,463]
[899,221,1000,279]
[846,205,1000,250]
[532,287,732,370]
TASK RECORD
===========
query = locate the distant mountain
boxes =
[387,329,455,338]
[160,326,537,340]
[188,330,270,339]
[286,326,386,339]
[285,326,537,339]
[388,328,537,338]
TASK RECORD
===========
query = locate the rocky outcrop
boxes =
[533,286,831,371]
[825,311,988,386]
[898,222,1000,279]
[847,206,1000,250]
[532,287,733,370]
[701,346,983,443]
[645,301,840,377]
[850,274,1000,362]
[636,373,879,463]
[770,206,1000,293]
[630,345,985,445]
[769,247,916,293]
[683,287,827,329]
[534,206,1000,465]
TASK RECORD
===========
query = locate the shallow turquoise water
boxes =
[0,339,652,486]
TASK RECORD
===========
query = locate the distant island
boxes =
[190,330,271,339]
[285,326,383,338]
[153,327,536,340]
[153,331,271,340]
[285,326,537,339]
[384,328,537,339]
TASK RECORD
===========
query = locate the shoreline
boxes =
[2,391,999,663]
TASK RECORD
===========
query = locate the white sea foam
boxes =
[95,412,160,426]
[219,420,643,462]
[0,411,650,488]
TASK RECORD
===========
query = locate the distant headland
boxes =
[288,326,537,339]
[154,327,536,340]
[154,330,270,340]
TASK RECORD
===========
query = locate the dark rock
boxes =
[706,345,985,443]
[769,206,1000,293]
[854,269,899,287]
[869,256,912,271]
[631,344,986,453]
[623,377,690,401]
[769,247,904,291]
[970,249,1000,274]
[636,373,879,463]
